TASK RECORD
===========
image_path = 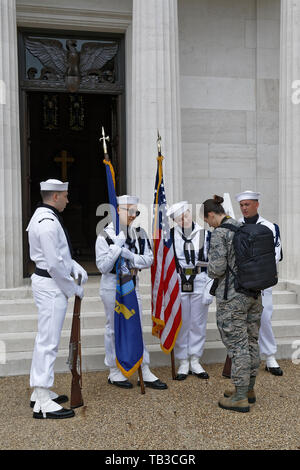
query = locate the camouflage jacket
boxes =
[207,217,242,301]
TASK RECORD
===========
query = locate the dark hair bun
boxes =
[213,195,224,204]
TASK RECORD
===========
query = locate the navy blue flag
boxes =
[103,160,144,377]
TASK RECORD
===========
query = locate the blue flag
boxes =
[103,160,144,377]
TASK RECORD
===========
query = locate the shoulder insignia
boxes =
[38,218,54,223]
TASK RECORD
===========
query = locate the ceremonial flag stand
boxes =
[100,127,145,395]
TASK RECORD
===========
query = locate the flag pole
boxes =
[100,126,145,395]
[157,130,176,380]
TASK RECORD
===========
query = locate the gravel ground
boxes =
[0,359,299,451]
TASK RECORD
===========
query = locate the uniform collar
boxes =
[243,213,260,224]
[176,221,199,237]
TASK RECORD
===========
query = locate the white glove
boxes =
[72,260,88,284]
[121,247,135,261]
[114,231,126,247]
[76,285,84,299]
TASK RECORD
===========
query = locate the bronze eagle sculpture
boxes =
[25,37,118,92]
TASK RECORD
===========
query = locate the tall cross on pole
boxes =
[157,130,162,156]
[99,126,110,160]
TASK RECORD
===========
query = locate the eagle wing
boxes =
[25,37,67,77]
[80,42,118,75]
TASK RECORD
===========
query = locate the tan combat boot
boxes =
[224,387,256,404]
[218,395,250,413]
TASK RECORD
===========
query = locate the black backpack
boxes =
[222,223,278,299]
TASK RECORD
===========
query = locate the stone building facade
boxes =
[0,0,299,287]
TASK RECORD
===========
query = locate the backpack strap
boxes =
[218,223,239,300]
[221,223,239,232]
[274,223,283,261]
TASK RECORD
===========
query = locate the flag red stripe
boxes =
[151,159,182,352]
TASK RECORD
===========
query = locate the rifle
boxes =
[68,275,84,408]
[222,354,232,379]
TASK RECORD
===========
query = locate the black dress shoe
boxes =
[33,408,75,419]
[265,365,283,376]
[30,394,68,408]
[174,374,188,381]
[108,378,133,388]
[138,379,168,390]
[189,371,210,379]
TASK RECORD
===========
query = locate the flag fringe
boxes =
[159,318,182,354]
[103,159,116,187]
[116,356,144,378]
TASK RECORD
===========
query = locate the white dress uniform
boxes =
[95,221,159,384]
[167,202,213,378]
[236,190,283,372]
[26,179,87,417]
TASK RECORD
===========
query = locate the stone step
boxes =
[0,288,297,318]
[1,303,300,333]
[1,319,300,353]
[0,294,150,315]
[0,278,288,300]
[0,277,299,377]
[0,337,297,378]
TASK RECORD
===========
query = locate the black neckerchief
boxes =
[38,202,74,257]
[122,225,137,254]
[244,214,259,224]
[180,222,196,265]
[125,234,137,253]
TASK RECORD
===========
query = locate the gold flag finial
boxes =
[100,126,110,159]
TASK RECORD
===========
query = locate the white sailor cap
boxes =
[40,179,69,191]
[117,195,139,206]
[166,201,189,219]
[235,190,261,203]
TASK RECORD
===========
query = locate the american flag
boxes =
[151,156,182,353]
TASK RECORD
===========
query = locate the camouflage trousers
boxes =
[216,293,263,387]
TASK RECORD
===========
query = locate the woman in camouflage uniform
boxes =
[203,195,263,413]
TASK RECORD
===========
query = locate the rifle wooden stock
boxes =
[222,354,232,378]
[171,350,176,380]
[138,366,145,395]
[69,276,84,408]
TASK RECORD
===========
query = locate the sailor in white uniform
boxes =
[27,179,88,419]
[166,201,213,380]
[95,195,167,390]
[235,190,283,376]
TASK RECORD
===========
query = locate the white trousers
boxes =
[259,287,277,357]
[100,287,150,369]
[30,275,68,388]
[174,292,209,361]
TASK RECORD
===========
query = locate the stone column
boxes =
[129,0,182,208]
[0,0,23,288]
[278,0,300,281]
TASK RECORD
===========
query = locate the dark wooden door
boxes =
[25,91,120,275]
